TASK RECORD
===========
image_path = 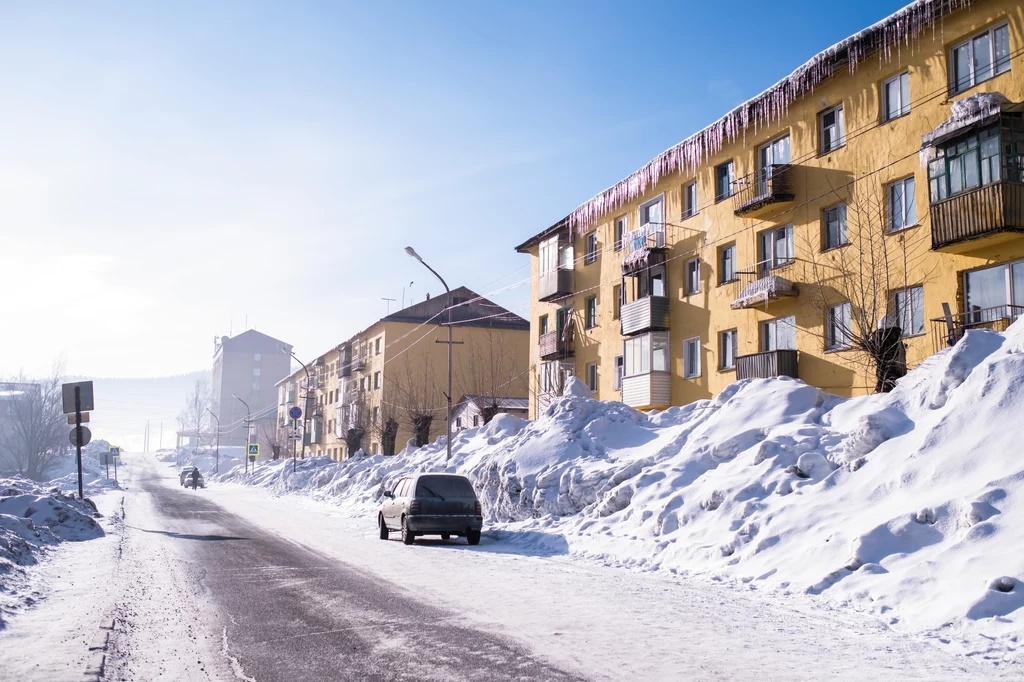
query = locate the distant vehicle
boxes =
[179,466,204,488]
[379,473,482,545]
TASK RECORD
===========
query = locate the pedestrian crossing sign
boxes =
[109,446,121,457]
[248,444,259,457]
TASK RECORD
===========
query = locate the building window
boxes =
[888,177,917,231]
[719,244,737,284]
[892,286,924,337]
[819,104,845,153]
[613,355,623,390]
[719,330,737,370]
[762,316,796,351]
[539,314,549,335]
[360,377,366,391]
[685,258,700,295]
[372,443,378,455]
[758,135,791,194]
[253,367,261,376]
[823,203,848,249]
[372,406,379,424]
[640,196,664,228]
[826,302,853,350]
[950,23,1010,94]
[375,338,382,355]
[715,160,734,201]
[585,232,598,265]
[883,71,911,121]
[683,337,701,379]
[926,126,1018,203]
[473,415,479,427]
[758,225,794,276]
[623,331,669,377]
[585,296,597,329]
[683,180,698,218]
[252,381,260,391]
[614,216,627,251]
[612,285,622,320]
[253,353,262,362]
[586,362,598,393]
[964,260,1024,320]
[374,371,381,389]
[456,418,462,428]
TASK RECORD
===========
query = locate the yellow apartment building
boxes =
[275,287,530,459]
[516,0,1024,417]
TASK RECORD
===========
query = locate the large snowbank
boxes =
[0,476,105,624]
[218,320,1024,662]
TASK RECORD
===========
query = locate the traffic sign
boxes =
[61,381,95,413]
[68,412,90,424]
[109,446,121,457]
[288,406,302,420]
[287,433,302,440]
[247,443,259,457]
[70,426,92,447]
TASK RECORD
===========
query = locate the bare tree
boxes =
[341,383,370,457]
[390,345,441,447]
[369,377,401,456]
[456,327,528,424]
[258,419,284,460]
[800,185,936,392]
[177,379,212,454]
[0,368,69,480]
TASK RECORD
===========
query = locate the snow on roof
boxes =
[458,395,530,411]
[565,0,973,234]
[921,91,1014,148]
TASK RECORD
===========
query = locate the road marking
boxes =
[222,624,256,682]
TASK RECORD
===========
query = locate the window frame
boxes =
[585,295,598,329]
[891,285,925,338]
[825,302,853,351]
[683,180,698,218]
[639,194,665,229]
[761,316,797,351]
[613,355,624,390]
[584,231,598,265]
[950,22,1011,94]
[623,331,670,378]
[719,329,738,370]
[757,224,795,276]
[586,362,598,393]
[882,71,911,122]
[614,216,627,251]
[715,160,735,202]
[683,336,701,379]
[823,202,848,250]
[887,176,918,232]
[718,243,737,284]
[685,257,701,296]
[539,314,549,336]
[819,104,846,154]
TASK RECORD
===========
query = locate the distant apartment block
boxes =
[212,330,292,446]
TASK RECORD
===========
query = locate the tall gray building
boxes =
[212,330,292,447]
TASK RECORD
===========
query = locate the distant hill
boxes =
[65,371,211,452]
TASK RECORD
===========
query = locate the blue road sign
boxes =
[288,406,302,420]
[248,444,259,457]
[109,446,121,457]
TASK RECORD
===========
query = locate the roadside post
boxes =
[62,381,95,500]
[109,446,121,482]
[288,406,302,473]
[247,443,259,473]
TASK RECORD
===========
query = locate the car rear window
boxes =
[416,476,475,498]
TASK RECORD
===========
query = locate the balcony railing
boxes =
[736,349,799,380]
[931,181,1024,250]
[730,265,799,310]
[350,356,366,373]
[538,267,574,302]
[620,296,670,336]
[539,328,574,361]
[930,304,1024,349]
[732,164,795,216]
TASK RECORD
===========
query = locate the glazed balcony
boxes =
[621,372,671,409]
[735,349,799,380]
[538,267,574,302]
[733,164,796,217]
[620,296,670,336]
[931,181,1024,252]
[539,329,574,361]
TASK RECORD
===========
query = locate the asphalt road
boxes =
[108,457,585,682]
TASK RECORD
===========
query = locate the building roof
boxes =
[456,395,530,411]
[382,286,529,330]
[514,216,569,253]
[215,329,293,357]
[515,0,974,245]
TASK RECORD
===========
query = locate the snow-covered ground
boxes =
[217,320,1024,667]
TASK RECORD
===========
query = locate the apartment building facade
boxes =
[517,0,1024,417]
[276,287,530,459]
[212,330,292,446]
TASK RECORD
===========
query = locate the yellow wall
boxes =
[525,0,1024,417]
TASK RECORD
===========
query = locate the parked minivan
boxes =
[379,473,483,545]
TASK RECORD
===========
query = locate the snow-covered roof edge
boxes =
[565,0,974,234]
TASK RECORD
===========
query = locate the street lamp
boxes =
[206,408,220,474]
[405,246,454,463]
[232,393,252,474]
[282,346,312,460]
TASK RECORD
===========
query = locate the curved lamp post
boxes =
[232,393,251,473]
[282,346,312,460]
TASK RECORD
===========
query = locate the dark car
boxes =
[379,473,482,545]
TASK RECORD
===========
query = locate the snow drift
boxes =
[217,320,1024,661]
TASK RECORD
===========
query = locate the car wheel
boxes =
[401,517,415,545]
[441,533,451,540]
[466,529,481,546]
[379,515,389,540]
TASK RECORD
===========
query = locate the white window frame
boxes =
[623,331,669,378]
[887,177,917,232]
[823,203,848,250]
[715,160,734,201]
[585,295,597,329]
[883,71,911,121]
[683,337,701,379]
[826,302,852,350]
[683,180,698,218]
[719,329,737,370]
[584,232,598,265]
[950,23,1011,94]
[719,243,737,284]
[586,362,598,393]
[639,195,665,231]
[613,355,623,390]
[614,216,627,251]
[685,258,701,295]
[892,286,925,337]
[819,104,845,153]
[758,225,795,275]
[761,316,797,351]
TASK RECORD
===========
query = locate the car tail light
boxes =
[474,501,482,515]
[409,500,421,515]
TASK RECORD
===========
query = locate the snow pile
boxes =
[43,439,122,496]
[219,321,1024,661]
[0,476,104,623]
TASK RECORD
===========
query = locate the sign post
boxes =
[289,407,302,473]
[62,381,94,500]
[109,447,121,482]
[247,443,259,474]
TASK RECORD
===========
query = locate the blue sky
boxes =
[0,0,910,377]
